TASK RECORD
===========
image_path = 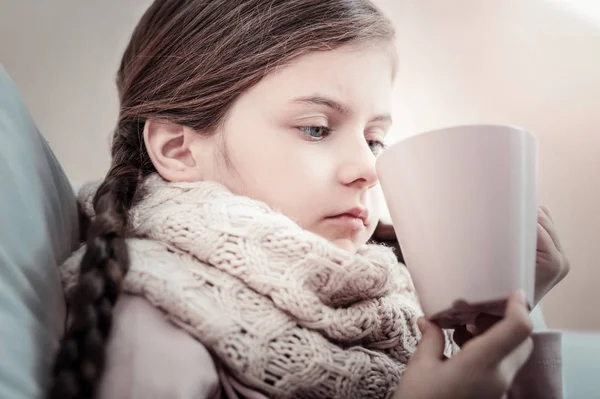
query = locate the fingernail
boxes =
[516,290,526,304]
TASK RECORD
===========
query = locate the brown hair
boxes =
[48,0,394,397]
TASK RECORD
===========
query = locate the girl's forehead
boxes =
[247,44,395,107]
[275,43,395,80]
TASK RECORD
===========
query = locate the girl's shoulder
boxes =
[97,294,222,399]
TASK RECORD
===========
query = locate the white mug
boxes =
[376,124,538,328]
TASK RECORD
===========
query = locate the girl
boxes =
[49,0,569,398]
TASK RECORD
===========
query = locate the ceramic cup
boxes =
[376,124,537,328]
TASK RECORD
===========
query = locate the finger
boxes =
[452,326,474,347]
[458,291,533,366]
[537,210,563,252]
[412,318,446,363]
[539,205,553,221]
[500,336,534,382]
[536,223,558,254]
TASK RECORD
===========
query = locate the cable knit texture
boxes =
[60,174,451,399]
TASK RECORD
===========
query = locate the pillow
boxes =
[0,64,79,398]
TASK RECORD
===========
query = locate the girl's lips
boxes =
[325,209,368,230]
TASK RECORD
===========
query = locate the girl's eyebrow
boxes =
[292,95,350,115]
[369,113,392,125]
[292,94,392,124]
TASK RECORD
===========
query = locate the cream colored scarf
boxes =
[61,174,436,399]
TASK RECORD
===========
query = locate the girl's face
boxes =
[147,43,395,253]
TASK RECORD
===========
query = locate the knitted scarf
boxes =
[60,174,431,399]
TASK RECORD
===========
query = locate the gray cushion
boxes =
[0,64,79,398]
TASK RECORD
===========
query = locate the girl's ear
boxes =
[143,119,203,182]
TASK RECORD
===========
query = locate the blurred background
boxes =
[1,0,598,330]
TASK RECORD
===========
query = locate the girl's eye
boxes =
[367,139,387,155]
[298,126,331,140]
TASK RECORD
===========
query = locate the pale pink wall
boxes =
[375,0,600,330]
[1,0,598,330]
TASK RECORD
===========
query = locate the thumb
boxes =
[411,318,446,363]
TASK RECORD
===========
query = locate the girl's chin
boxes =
[329,238,361,253]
